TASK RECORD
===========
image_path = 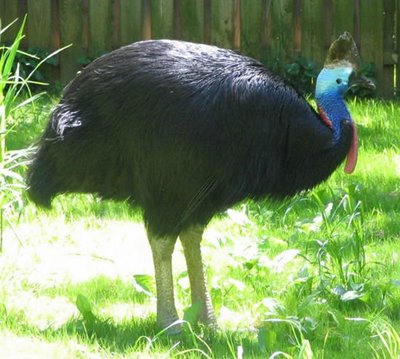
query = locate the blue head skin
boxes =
[315,66,354,143]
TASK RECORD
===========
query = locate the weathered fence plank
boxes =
[111,0,121,49]
[382,0,396,98]
[241,0,263,59]
[59,0,83,83]
[360,0,384,96]
[260,0,272,59]
[397,0,400,94]
[211,0,234,48]
[88,0,112,57]
[0,0,398,97]
[180,0,204,43]
[302,0,325,67]
[271,0,294,62]
[142,0,151,39]
[27,0,52,49]
[120,0,142,45]
[332,0,354,42]
[0,0,19,41]
[152,0,174,39]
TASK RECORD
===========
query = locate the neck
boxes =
[316,91,351,144]
[314,66,353,144]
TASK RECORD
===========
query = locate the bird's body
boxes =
[28,40,353,236]
[27,37,365,332]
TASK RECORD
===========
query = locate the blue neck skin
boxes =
[315,67,353,143]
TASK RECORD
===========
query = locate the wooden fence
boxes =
[0,0,399,98]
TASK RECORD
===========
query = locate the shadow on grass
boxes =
[1,274,262,356]
[41,316,262,357]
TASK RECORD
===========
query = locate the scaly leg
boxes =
[147,229,181,333]
[180,225,217,326]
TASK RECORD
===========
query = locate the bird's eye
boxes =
[336,78,342,84]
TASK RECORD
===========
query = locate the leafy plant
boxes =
[348,62,376,98]
[11,46,58,87]
[76,293,98,328]
[0,17,32,225]
[288,188,391,314]
[0,17,66,246]
[266,56,376,98]
[267,56,318,95]
[370,319,400,358]
[259,317,314,358]
[284,57,318,94]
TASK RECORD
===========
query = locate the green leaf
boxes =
[298,339,314,359]
[258,326,277,351]
[331,285,347,297]
[286,63,300,75]
[76,294,96,324]
[183,301,203,325]
[340,290,364,302]
[132,274,155,297]
[391,279,400,287]
[210,286,223,314]
[3,17,26,86]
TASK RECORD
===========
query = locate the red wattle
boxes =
[344,121,358,174]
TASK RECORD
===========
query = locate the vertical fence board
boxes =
[152,0,174,39]
[241,0,263,59]
[353,0,361,47]
[88,0,112,57]
[51,0,61,50]
[0,0,4,25]
[331,0,354,41]
[397,0,400,94]
[211,0,234,48]
[112,0,121,49]
[0,0,19,42]
[27,0,52,50]
[302,0,325,67]
[203,0,211,43]
[274,0,294,62]
[59,0,83,83]
[232,0,240,50]
[0,0,398,94]
[293,0,302,57]
[120,0,142,45]
[82,0,89,54]
[360,0,384,96]
[180,0,204,43]
[382,0,395,98]
[142,0,151,39]
[260,0,272,59]
[174,0,181,38]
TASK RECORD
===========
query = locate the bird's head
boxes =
[314,32,375,174]
[316,31,375,100]
[315,63,375,101]
[315,65,354,99]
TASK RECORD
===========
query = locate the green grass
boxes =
[1,97,400,358]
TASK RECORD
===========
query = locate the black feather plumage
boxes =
[27,40,353,237]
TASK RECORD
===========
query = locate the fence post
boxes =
[382,0,396,98]
[142,0,151,40]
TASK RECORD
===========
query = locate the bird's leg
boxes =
[147,229,181,334]
[179,225,217,327]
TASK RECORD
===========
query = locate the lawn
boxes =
[1,96,400,358]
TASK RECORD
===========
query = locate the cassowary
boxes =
[27,32,373,333]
